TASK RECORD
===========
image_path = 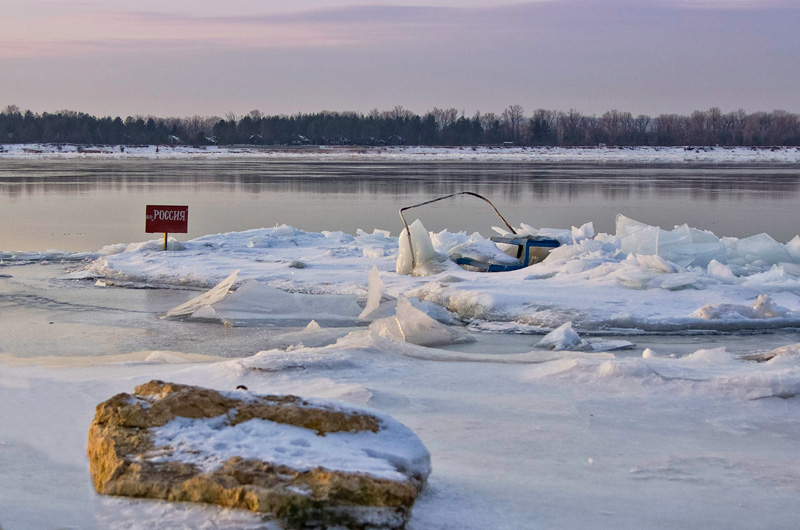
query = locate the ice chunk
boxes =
[98,242,129,255]
[356,228,391,238]
[517,223,573,244]
[642,348,657,358]
[707,259,737,283]
[787,235,800,262]
[615,215,723,267]
[651,272,700,290]
[680,347,734,365]
[571,222,595,244]
[741,342,800,362]
[619,224,660,256]
[369,296,472,347]
[636,254,678,274]
[144,351,194,363]
[588,339,635,352]
[260,320,356,350]
[690,294,789,320]
[161,270,239,319]
[665,224,722,267]
[359,265,393,320]
[615,214,652,236]
[751,294,789,318]
[396,219,439,275]
[535,322,590,351]
[190,304,219,320]
[430,230,469,254]
[724,233,793,266]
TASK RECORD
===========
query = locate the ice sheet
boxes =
[3,330,800,530]
[81,218,800,333]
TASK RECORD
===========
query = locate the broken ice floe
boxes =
[369,296,474,347]
[534,322,634,352]
[89,214,800,332]
[161,271,240,319]
[162,271,362,325]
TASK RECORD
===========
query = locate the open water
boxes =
[1,158,799,251]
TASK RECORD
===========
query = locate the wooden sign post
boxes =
[145,205,188,250]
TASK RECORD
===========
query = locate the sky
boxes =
[1,0,798,118]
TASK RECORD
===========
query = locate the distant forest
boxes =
[2,104,799,147]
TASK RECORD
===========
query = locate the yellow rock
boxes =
[88,380,428,529]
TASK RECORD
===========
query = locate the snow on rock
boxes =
[88,380,430,530]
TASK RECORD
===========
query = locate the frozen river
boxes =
[1,152,799,530]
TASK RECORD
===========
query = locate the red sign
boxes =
[146,205,188,233]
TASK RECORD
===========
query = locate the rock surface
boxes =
[88,380,430,529]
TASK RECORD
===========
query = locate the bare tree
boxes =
[501,104,524,143]
[432,107,458,130]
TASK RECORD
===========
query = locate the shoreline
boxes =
[2,143,800,164]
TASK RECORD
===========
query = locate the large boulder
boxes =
[88,380,430,529]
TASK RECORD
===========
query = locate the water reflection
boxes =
[1,159,799,251]
[2,160,798,201]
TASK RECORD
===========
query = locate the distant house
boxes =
[205,136,218,145]
[502,141,514,147]
[167,135,181,145]
[249,134,264,145]
[387,135,405,146]
[290,135,311,146]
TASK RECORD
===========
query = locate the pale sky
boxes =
[1,0,798,117]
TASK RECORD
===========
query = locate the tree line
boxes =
[2,104,799,147]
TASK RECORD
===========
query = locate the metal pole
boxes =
[398,191,518,270]
[164,232,168,251]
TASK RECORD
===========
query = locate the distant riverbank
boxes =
[3,144,800,164]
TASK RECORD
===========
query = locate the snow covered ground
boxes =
[2,143,800,164]
[2,213,800,529]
